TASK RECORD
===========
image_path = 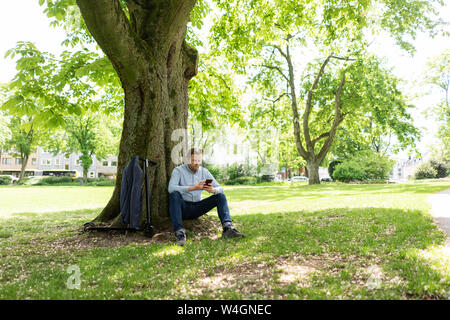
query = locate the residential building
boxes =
[390,155,423,181]
[0,148,38,177]
[0,146,118,179]
[97,156,118,179]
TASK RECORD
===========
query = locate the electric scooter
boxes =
[83,156,156,238]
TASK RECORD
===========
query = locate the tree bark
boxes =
[306,160,320,185]
[19,155,28,182]
[76,0,198,227]
[83,168,88,184]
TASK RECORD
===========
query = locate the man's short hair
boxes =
[190,147,203,156]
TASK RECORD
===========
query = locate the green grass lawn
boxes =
[1,180,450,299]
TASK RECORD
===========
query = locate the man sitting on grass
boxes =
[168,147,244,246]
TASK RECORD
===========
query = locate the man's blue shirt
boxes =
[168,164,224,202]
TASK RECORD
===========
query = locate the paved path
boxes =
[428,188,450,237]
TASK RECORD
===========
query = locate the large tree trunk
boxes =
[306,160,320,185]
[76,0,198,227]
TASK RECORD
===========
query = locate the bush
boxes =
[0,176,12,185]
[224,176,258,185]
[18,177,41,185]
[332,150,394,182]
[35,176,74,185]
[74,177,116,185]
[202,163,226,182]
[414,162,438,180]
[332,162,365,182]
[429,160,449,178]
[90,179,116,186]
[328,160,342,179]
[226,163,246,180]
[17,177,31,185]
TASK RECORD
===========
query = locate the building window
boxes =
[32,158,37,165]
[89,171,95,178]
[55,159,60,165]
[111,161,117,167]
[102,161,109,167]
[15,158,22,165]
[42,159,52,165]
[1,158,12,165]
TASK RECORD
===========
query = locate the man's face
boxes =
[188,154,202,171]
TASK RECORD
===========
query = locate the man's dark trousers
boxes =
[169,191,232,232]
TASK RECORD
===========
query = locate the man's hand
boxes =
[188,180,206,192]
[202,184,216,194]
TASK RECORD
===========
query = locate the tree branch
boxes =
[76,0,151,83]
[304,55,333,149]
[317,72,347,162]
[273,45,288,61]
[262,44,288,61]
[263,92,289,120]
[283,45,308,159]
[261,64,289,81]
[330,55,356,61]
[127,0,196,47]
[311,131,330,146]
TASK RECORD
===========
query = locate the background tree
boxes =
[65,114,119,183]
[3,116,43,182]
[425,49,450,163]
[247,95,305,177]
[2,40,122,183]
[301,55,420,182]
[0,111,11,164]
[209,0,443,184]
[0,43,56,183]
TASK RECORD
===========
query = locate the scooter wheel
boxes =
[144,225,155,238]
[83,222,95,233]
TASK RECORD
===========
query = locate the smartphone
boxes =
[205,179,213,186]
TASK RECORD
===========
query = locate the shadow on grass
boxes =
[1,201,449,299]
[2,206,447,299]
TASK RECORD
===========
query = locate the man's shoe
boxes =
[222,227,245,239]
[175,230,186,246]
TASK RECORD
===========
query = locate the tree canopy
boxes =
[205,0,443,183]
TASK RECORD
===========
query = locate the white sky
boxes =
[0,0,448,161]
[0,1,67,83]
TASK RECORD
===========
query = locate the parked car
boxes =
[291,176,309,182]
[0,175,19,184]
[321,177,332,182]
